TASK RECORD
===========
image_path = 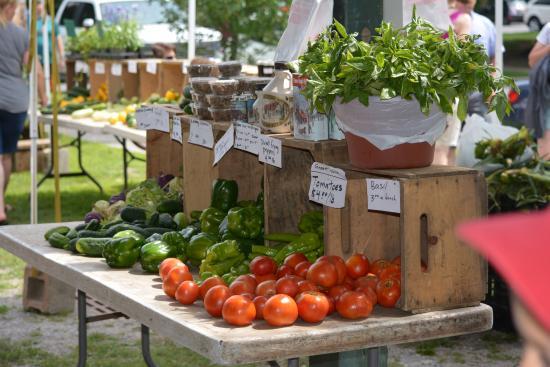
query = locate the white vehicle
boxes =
[524,0,550,31]
[55,0,221,49]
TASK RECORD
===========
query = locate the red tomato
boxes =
[240,293,254,301]
[253,296,267,320]
[296,291,330,323]
[175,280,199,305]
[336,291,373,319]
[378,264,401,281]
[376,278,401,308]
[276,265,295,279]
[370,259,392,278]
[343,276,355,289]
[204,285,231,317]
[162,267,193,298]
[297,280,319,294]
[256,280,277,298]
[199,276,226,299]
[355,285,377,306]
[345,254,370,279]
[275,276,299,298]
[222,295,256,326]
[294,261,311,278]
[234,274,257,289]
[328,284,353,302]
[283,253,308,269]
[318,256,347,284]
[229,280,256,296]
[391,255,401,266]
[306,260,338,288]
[250,256,277,276]
[354,274,379,291]
[252,273,277,284]
[263,294,298,327]
[326,296,336,315]
[159,258,185,281]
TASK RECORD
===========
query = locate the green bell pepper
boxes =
[103,237,141,268]
[222,273,237,285]
[298,210,324,238]
[180,225,200,242]
[200,207,226,235]
[199,240,246,276]
[211,179,238,212]
[227,206,263,239]
[186,232,218,265]
[274,232,322,264]
[161,231,187,262]
[173,212,189,230]
[140,240,176,273]
[113,230,145,244]
[230,261,249,276]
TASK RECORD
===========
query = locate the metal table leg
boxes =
[77,290,87,367]
[287,357,300,367]
[141,325,158,367]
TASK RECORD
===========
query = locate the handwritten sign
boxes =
[366,179,401,213]
[135,106,170,132]
[111,63,122,76]
[259,135,282,168]
[171,116,183,143]
[214,124,234,165]
[234,122,260,155]
[75,61,88,73]
[309,162,347,208]
[94,62,105,74]
[188,119,214,148]
[146,61,157,74]
[127,60,137,74]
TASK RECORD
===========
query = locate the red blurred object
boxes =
[508,89,520,104]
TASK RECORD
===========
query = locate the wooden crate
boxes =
[159,60,188,96]
[23,266,75,314]
[121,61,140,100]
[180,117,264,217]
[263,137,349,234]
[88,59,109,98]
[138,60,161,101]
[65,59,76,90]
[324,165,488,313]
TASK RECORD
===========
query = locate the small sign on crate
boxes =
[309,162,347,208]
[136,106,170,132]
[128,60,138,74]
[94,62,105,75]
[234,122,260,155]
[213,124,235,165]
[171,116,183,143]
[111,63,122,76]
[188,119,214,148]
[259,135,282,168]
[366,178,401,213]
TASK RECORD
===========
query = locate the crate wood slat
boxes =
[325,166,488,313]
[159,61,188,96]
[145,109,185,178]
[121,61,140,100]
[0,223,493,366]
[138,60,161,102]
[88,60,109,99]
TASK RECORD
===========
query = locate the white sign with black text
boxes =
[213,124,235,165]
[135,106,170,132]
[111,63,122,76]
[135,107,154,130]
[146,61,157,74]
[234,122,260,155]
[171,116,183,143]
[127,60,138,74]
[188,119,214,148]
[366,179,401,213]
[94,62,105,74]
[309,162,347,208]
[259,135,282,168]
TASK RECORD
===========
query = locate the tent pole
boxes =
[29,0,38,224]
[495,0,503,72]
[188,0,195,61]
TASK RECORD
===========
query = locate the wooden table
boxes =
[0,223,493,367]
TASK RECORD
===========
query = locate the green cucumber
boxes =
[102,220,124,229]
[77,230,109,238]
[105,224,148,238]
[156,200,182,215]
[75,238,111,257]
[44,226,71,241]
[75,223,87,231]
[143,227,173,236]
[67,238,79,253]
[158,213,176,229]
[85,219,101,231]
[120,207,147,222]
[48,232,70,249]
[66,228,78,240]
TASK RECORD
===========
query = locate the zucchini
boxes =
[143,227,173,236]
[120,207,147,222]
[75,238,111,257]
[77,230,109,238]
[44,226,70,241]
[156,200,182,215]
[48,232,70,249]
[105,224,149,238]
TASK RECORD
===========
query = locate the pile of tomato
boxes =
[159,253,403,327]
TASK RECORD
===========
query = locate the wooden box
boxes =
[180,117,264,217]
[263,137,349,234]
[23,266,75,314]
[138,60,161,101]
[159,60,188,95]
[88,59,109,98]
[324,165,488,313]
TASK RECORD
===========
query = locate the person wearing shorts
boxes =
[0,0,29,223]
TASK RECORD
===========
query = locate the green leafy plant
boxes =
[298,14,517,121]
[66,21,141,58]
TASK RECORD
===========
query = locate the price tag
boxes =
[75,60,88,73]
[135,107,154,130]
[188,119,214,148]
[234,122,260,155]
[259,135,282,168]
[171,116,183,143]
[94,62,105,74]
[309,162,347,208]
[213,124,234,165]
[366,179,401,213]
[127,60,137,74]
[111,63,122,76]
[146,61,157,74]
[152,106,170,132]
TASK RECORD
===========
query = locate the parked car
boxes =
[55,0,222,53]
[524,0,550,31]
[503,79,529,128]
[476,0,513,24]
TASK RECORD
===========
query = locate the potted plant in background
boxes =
[298,14,517,169]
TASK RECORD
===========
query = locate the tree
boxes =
[161,0,292,60]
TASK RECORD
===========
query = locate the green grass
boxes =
[504,68,530,79]
[0,304,9,314]
[413,338,454,356]
[503,31,537,42]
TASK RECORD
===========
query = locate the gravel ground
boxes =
[0,283,523,367]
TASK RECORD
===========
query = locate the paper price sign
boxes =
[94,62,105,74]
[111,63,122,76]
[135,107,154,130]
[127,60,137,74]
[146,61,157,74]
[188,119,214,148]
[259,135,282,168]
[234,122,260,155]
[171,116,183,143]
[214,124,234,165]
[308,162,347,208]
[366,179,401,213]
[75,61,88,73]
[151,107,170,132]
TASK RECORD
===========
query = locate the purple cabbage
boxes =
[84,211,102,223]
[157,174,175,191]
[109,191,126,204]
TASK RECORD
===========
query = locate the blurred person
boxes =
[12,0,26,29]
[458,209,550,367]
[526,25,550,158]
[152,43,176,60]
[36,1,64,68]
[0,0,29,223]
